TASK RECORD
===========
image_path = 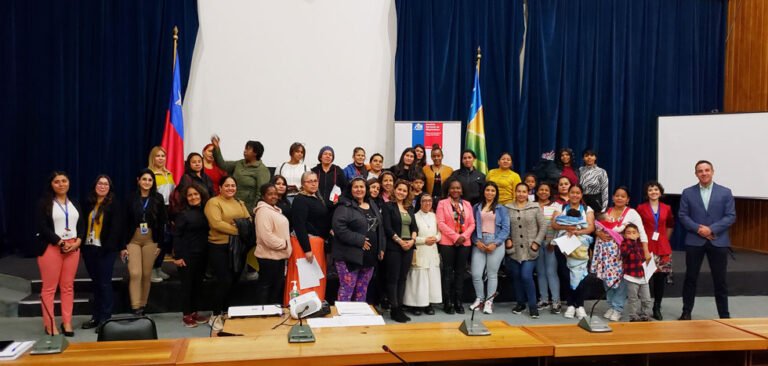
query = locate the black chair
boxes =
[97,316,158,342]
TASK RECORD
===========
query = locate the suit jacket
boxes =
[678,182,736,247]
[381,202,418,253]
[33,198,86,257]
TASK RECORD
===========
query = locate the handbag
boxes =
[228,201,256,271]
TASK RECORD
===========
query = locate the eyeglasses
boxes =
[96,182,110,187]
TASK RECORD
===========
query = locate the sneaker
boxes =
[563,306,576,319]
[158,268,171,280]
[209,315,224,332]
[150,268,164,283]
[609,310,622,322]
[550,301,562,314]
[512,304,526,314]
[191,312,209,324]
[603,308,615,319]
[576,306,587,320]
[483,300,493,314]
[469,298,483,311]
[530,308,540,319]
[537,300,549,310]
[182,314,198,328]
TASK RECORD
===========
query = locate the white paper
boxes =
[643,257,657,283]
[296,257,325,290]
[306,315,385,328]
[335,301,376,316]
[228,305,283,317]
[552,235,582,255]
[0,341,35,360]
[330,185,342,202]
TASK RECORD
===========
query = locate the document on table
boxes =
[643,257,657,283]
[306,315,385,328]
[335,301,376,316]
[552,235,582,255]
[296,257,325,290]
[0,341,35,361]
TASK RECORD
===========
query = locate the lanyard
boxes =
[90,208,98,235]
[651,204,660,232]
[141,197,150,222]
[55,199,70,230]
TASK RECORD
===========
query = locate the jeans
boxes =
[470,233,505,300]
[81,246,117,323]
[438,245,470,304]
[535,243,560,302]
[504,258,537,309]
[604,280,627,312]
[625,281,652,319]
[683,243,729,318]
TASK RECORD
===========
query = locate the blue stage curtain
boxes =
[0,0,198,255]
[521,0,726,198]
[394,0,526,165]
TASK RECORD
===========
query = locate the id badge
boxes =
[61,228,75,240]
[140,222,149,234]
[652,231,660,241]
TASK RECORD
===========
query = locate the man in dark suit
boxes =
[678,160,736,320]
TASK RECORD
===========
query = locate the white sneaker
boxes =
[150,268,163,283]
[576,306,588,319]
[609,310,622,322]
[603,308,615,319]
[483,300,493,314]
[564,306,576,318]
[469,298,482,311]
[158,268,171,280]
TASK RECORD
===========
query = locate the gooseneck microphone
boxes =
[382,345,408,365]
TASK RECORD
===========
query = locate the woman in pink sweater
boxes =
[436,178,476,314]
[253,184,292,305]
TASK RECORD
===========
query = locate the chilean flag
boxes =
[160,52,184,183]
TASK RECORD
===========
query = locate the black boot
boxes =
[443,302,455,314]
[424,304,435,315]
[391,307,409,323]
[454,299,465,314]
[652,302,663,320]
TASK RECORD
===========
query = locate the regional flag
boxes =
[465,61,488,174]
[160,52,184,183]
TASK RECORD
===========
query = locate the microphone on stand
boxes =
[382,345,408,365]
[459,292,495,336]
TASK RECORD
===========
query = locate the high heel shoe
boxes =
[60,323,74,337]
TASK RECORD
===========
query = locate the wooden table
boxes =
[10,339,184,366]
[220,305,358,337]
[716,318,768,342]
[524,320,768,358]
[178,321,552,365]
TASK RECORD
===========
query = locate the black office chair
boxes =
[97,316,158,342]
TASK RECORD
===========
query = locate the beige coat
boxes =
[504,201,547,262]
[253,201,292,260]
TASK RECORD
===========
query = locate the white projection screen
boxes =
[183,0,397,168]
[657,112,768,199]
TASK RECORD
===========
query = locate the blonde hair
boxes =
[148,146,169,172]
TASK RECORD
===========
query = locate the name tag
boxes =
[61,228,75,240]
[139,222,149,234]
[651,232,660,241]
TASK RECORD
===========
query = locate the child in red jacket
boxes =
[621,223,652,322]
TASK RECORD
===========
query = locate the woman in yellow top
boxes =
[204,175,251,331]
[486,152,522,205]
[147,146,175,282]
[422,144,453,201]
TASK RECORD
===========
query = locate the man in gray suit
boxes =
[678,160,736,320]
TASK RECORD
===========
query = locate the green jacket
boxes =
[213,147,271,213]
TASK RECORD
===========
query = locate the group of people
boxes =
[33,138,736,336]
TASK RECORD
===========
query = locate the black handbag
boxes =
[227,201,255,271]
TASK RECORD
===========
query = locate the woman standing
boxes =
[173,184,210,327]
[202,143,225,195]
[636,181,674,320]
[122,169,167,316]
[403,194,442,315]
[486,153,522,205]
[436,178,476,314]
[367,154,384,180]
[533,182,562,314]
[578,149,609,213]
[378,171,396,202]
[253,184,292,305]
[34,172,84,336]
[203,175,251,330]
[343,147,369,180]
[555,148,579,186]
[81,175,122,331]
[276,142,307,201]
[210,136,271,212]
[469,182,509,314]
[448,149,486,205]
[381,180,418,322]
[332,177,384,302]
[413,144,427,169]
[593,186,650,321]
[390,148,418,182]
[285,171,330,304]
[148,146,174,283]
[504,183,547,318]
[312,146,348,208]
[269,175,292,220]
[551,185,595,320]
[552,176,573,303]
[422,144,453,202]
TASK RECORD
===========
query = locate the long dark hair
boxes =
[556,147,574,169]
[182,183,210,209]
[394,148,417,180]
[87,174,115,224]
[136,168,159,194]
[183,152,206,176]
[43,171,70,218]
[481,181,499,212]
[413,144,427,168]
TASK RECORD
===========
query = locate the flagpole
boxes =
[476,46,481,71]
[173,26,179,72]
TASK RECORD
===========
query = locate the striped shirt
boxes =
[578,165,609,211]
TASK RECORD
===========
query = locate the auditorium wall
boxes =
[724,0,768,253]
